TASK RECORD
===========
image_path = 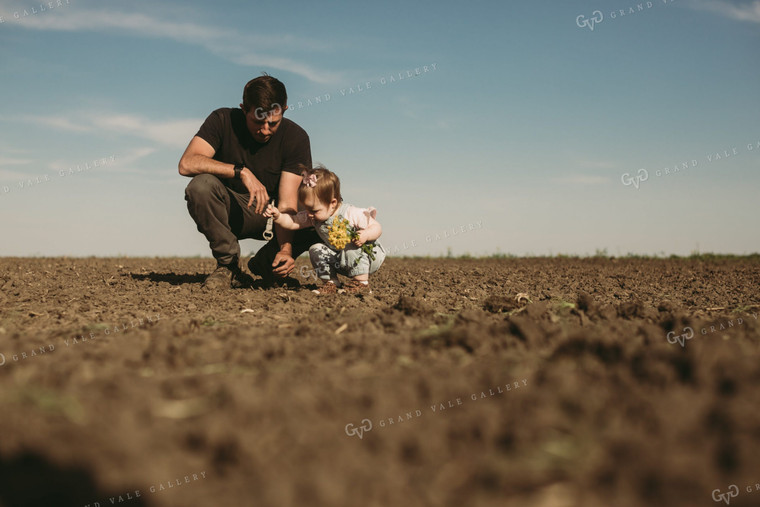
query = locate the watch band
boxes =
[233,164,243,179]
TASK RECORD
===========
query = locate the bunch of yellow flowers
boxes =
[327,217,352,250]
[327,215,376,261]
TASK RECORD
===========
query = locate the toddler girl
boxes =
[264,165,385,294]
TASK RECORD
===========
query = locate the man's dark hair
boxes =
[242,74,287,114]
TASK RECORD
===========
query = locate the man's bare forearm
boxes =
[275,193,299,250]
[276,223,294,253]
[178,154,236,178]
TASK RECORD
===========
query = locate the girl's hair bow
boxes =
[302,172,317,188]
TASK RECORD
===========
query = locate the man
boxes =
[179,74,319,289]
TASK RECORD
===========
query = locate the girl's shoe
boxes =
[312,281,339,295]
[341,280,371,294]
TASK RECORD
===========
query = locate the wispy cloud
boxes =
[114,147,157,166]
[0,153,35,181]
[47,147,156,174]
[551,174,610,185]
[0,156,33,166]
[575,159,619,171]
[687,0,760,23]
[5,3,341,84]
[91,115,200,148]
[0,147,34,181]
[28,116,91,132]
[0,147,157,189]
[14,112,201,148]
[228,54,338,86]
[0,168,35,181]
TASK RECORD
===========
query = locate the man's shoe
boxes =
[248,256,273,285]
[230,267,254,289]
[202,261,253,290]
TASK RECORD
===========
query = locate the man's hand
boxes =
[241,168,269,214]
[272,251,295,277]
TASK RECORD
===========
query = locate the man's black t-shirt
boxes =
[195,108,311,197]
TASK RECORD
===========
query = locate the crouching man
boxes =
[179,74,319,289]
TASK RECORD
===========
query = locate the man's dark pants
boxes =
[184,174,319,279]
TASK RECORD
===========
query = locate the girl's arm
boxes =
[264,204,305,231]
[344,206,382,246]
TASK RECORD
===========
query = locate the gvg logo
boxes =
[713,485,739,505]
[253,103,283,121]
[345,419,372,440]
[667,314,756,348]
[666,326,694,348]
[621,168,648,189]
[576,10,603,31]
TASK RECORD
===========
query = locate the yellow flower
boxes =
[326,215,376,262]
[327,217,352,250]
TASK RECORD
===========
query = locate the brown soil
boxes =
[0,257,759,507]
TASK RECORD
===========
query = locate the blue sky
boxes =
[1,0,758,257]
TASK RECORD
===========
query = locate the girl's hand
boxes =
[353,230,367,247]
[264,203,280,219]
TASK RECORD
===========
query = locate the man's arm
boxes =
[178,136,269,214]
[178,136,224,176]
[270,172,303,277]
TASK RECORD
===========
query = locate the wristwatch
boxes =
[233,164,244,179]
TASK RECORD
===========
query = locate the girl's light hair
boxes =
[298,164,342,205]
